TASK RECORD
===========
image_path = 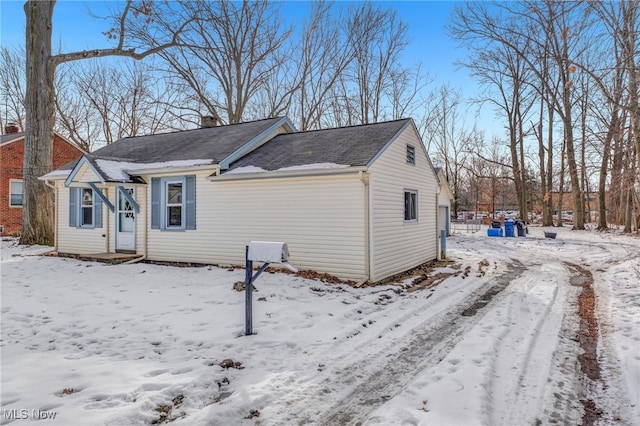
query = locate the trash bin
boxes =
[504,219,515,237]
[515,220,526,237]
[491,220,501,229]
[487,228,503,237]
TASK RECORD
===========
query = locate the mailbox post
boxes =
[244,241,297,336]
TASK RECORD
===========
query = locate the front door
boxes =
[116,187,136,252]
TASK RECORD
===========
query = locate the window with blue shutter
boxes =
[68,187,103,228]
[151,176,196,231]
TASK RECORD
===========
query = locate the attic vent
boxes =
[201,115,219,128]
[406,144,416,165]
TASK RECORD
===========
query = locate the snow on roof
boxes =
[95,158,213,182]
[224,166,267,175]
[224,163,349,176]
[276,163,349,172]
[40,169,73,180]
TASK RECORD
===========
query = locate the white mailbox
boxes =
[244,241,297,336]
[247,241,289,263]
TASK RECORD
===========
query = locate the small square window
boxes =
[406,145,416,165]
[9,180,23,207]
[404,190,418,221]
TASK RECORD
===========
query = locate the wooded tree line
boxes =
[1,1,638,245]
[449,0,639,232]
[2,1,432,151]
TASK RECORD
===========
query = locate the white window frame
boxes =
[162,177,186,230]
[9,179,23,208]
[406,144,416,165]
[79,187,95,228]
[404,189,418,222]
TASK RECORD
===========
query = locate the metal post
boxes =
[440,229,446,259]
[245,246,253,336]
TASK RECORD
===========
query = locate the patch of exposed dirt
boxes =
[461,259,525,317]
[565,262,603,426]
[150,394,186,424]
[406,271,456,293]
[566,263,601,381]
[580,399,603,426]
[372,259,459,287]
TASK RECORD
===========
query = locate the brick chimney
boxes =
[200,115,219,128]
[4,122,19,134]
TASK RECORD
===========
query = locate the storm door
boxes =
[116,187,136,252]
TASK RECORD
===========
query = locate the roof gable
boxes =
[226,119,412,173]
[435,168,454,201]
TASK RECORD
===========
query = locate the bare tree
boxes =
[0,46,26,131]
[22,0,195,245]
[423,84,476,217]
[156,0,290,124]
[289,1,357,130]
[54,59,190,150]
[350,3,407,123]
[450,1,593,229]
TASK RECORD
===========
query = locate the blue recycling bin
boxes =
[487,228,503,237]
[504,219,515,237]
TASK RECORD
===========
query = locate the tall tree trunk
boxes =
[563,102,584,229]
[544,105,555,226]
[624,187,633,233]
[21,1,56,246]
[557,141,566,227]
[597,108,618,230]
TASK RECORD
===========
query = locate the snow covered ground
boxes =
[1,226,638,425]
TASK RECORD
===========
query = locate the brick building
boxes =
[1,123,85,236]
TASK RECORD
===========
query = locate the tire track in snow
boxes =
[312,259,527,426]
[484,261,574,425]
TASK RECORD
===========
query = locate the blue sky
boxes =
[0,1,494,135]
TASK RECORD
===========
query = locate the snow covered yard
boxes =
[1,227,639,425]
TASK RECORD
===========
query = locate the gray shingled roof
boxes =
[90,117,286,163]
[227,119,411,172]
[0,131,24,144]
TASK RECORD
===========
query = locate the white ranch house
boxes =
[41,117,444,283]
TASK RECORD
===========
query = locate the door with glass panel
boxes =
[116,187,136,252]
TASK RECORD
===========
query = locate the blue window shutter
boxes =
[69,187,78,227]
[185,175,196,230]
[94,192,103,228]
[151,178,160,229]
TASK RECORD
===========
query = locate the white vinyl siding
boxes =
[56,184,107,254]
[146,171,367,281]
[368,126,438,282]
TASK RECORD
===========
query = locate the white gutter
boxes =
[209,166,368,182]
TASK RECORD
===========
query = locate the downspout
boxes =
[436,183,442,261]
[359,171,371,285]
[105,187,109,253]
[144,185,149,260]
[44,180,58,251]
